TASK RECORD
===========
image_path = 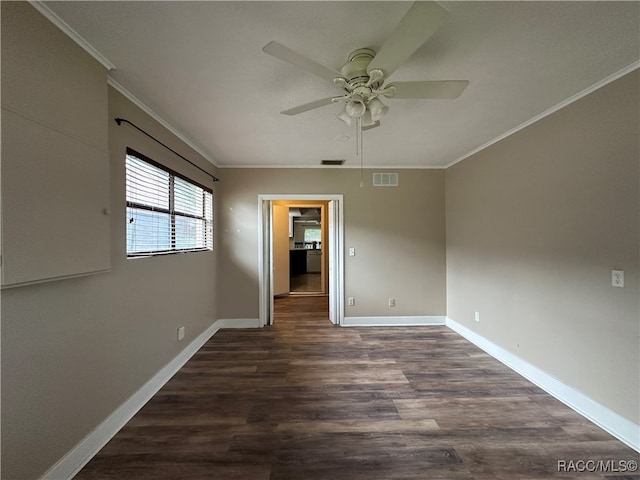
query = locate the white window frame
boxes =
[126,148,213,257]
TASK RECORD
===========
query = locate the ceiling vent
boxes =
[373,172,398,187]
[321,159,345,166]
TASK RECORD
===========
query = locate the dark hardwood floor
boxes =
[75,296,639,479]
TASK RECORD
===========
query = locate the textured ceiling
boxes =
[42,1,640,168]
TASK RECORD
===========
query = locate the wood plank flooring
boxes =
[75,296,639,479]
[289,273,322,293]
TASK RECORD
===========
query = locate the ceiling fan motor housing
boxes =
[341,48,380,89]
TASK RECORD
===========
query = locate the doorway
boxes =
[287,203,325,295]
[258,194,344,327]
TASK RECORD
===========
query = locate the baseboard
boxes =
[342,315,446,327]
[41,320,224,480]
[445,317,640,453]
[216,318,262,328]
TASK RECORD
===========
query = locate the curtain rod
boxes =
[114,117,219,182]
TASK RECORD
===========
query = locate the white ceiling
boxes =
[42,1,639,169]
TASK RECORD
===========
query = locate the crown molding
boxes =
[446,60,640,169]
[216,163,445,170]
[28,1,116,71]
[30,1,219,167]
[108,77,219,167]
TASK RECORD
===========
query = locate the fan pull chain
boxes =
[357,117,364,188]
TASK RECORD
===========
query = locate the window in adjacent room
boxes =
[303,227,321,243]
[125,148,213,257]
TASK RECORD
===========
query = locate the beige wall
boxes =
[446,70,639,423]
[216,168,446,319]
[272,204,291,295]
[0,5,220,478]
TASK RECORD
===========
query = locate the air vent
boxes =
[373,172,398,187]
[321,159,345,166]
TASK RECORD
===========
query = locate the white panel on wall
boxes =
[1,109,111,287]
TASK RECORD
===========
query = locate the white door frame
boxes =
[258,194,344,327]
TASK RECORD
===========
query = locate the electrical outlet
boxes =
[349,248,356,256]
[612,270,624,287]
[388,298,395,307]
[348,297,355,306]
[177,326,185,341]
[474,312,480,322]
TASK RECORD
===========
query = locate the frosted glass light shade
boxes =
[337,105,352,126]
[369,97,388,121]
[361,109,375,127]
[345,95,366,117]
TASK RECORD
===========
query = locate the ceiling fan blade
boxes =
[362,121,381,131]
[263,41,343,83]
[367,1,448,79]
[281,97,336,116]
[389,80,469,99]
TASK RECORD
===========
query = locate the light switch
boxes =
[349,248,355,256]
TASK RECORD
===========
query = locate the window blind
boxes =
[126,148,213,256]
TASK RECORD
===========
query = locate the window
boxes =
[303,227,321,243]
[126,148,213,257]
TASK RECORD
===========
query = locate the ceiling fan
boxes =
[263,1,469,130]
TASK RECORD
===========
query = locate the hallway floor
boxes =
[75,296,638,479]
[289,272,322,293]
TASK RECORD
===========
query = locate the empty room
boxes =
[1,1,638,479]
